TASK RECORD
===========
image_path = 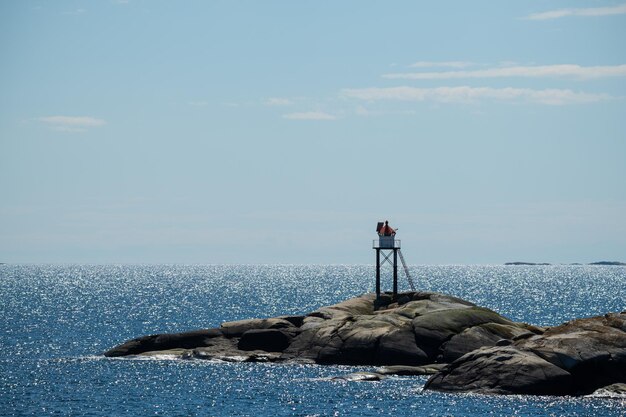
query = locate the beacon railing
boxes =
[372,238,401,249]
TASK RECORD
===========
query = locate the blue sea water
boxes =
[1,264,625,416]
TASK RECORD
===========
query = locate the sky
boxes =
[1,1,625,264]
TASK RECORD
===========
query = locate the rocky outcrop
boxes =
[103,328,225,357]
[105,291,531,365]
[104,291,626,396]
[425,312,626,395]
[425,346,573,395]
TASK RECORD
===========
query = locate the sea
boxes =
[1,264,625,416]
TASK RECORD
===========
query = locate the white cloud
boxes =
[282,111,336,120]
[383,64,626,80]
[409,61,474,69]
[341,86,612,105]
[38,116,106,132]
[526,3,626,20]
[264,97,293,106]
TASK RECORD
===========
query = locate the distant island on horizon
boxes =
[505,261,626,266]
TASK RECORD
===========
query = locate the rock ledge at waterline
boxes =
[104,291,626,396]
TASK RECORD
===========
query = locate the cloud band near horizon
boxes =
[38,116,106,132]
[341,86,613,105]
[384,64,626,81]
[526,3,626,20]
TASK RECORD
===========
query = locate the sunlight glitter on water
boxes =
[1,264,625,416]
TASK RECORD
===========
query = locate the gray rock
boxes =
[300,316,325,331]
[105,292,526,366]
[308,294,376,320]
[393,297,474,320]
[220,318,295,337]
[425,312,626,395]
[331,372,385,382]
[140,348,189,358]
[425,346,573,395]
[317,316,393,364]
[588,383,626,398]
[376,364,446,376]
[188,347,283,363]
[104,328,224,357]
[377,328,429,365]
[442,323,535,362]
[515,312,626,394]
[412,306,515,359]
[104,291,625,397]
[282,317,349,363]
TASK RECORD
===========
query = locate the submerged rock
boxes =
[376,364,446,376]
[104,291,626,396]
[331,372,385,382]
[588,383,626,398]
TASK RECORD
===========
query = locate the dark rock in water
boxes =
[514,312,626,394]
[238,329,294,352]
[331,372,385,382]
[588,261,626,266]
[425,346,573,395]
[376,364,446,376]
[103,290,626,397]
[425,312,626,396]
[104,328,223,357]
[105,291,514,366]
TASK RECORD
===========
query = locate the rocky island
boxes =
[105,291,626,397]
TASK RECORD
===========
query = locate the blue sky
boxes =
[1,1,625,264]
